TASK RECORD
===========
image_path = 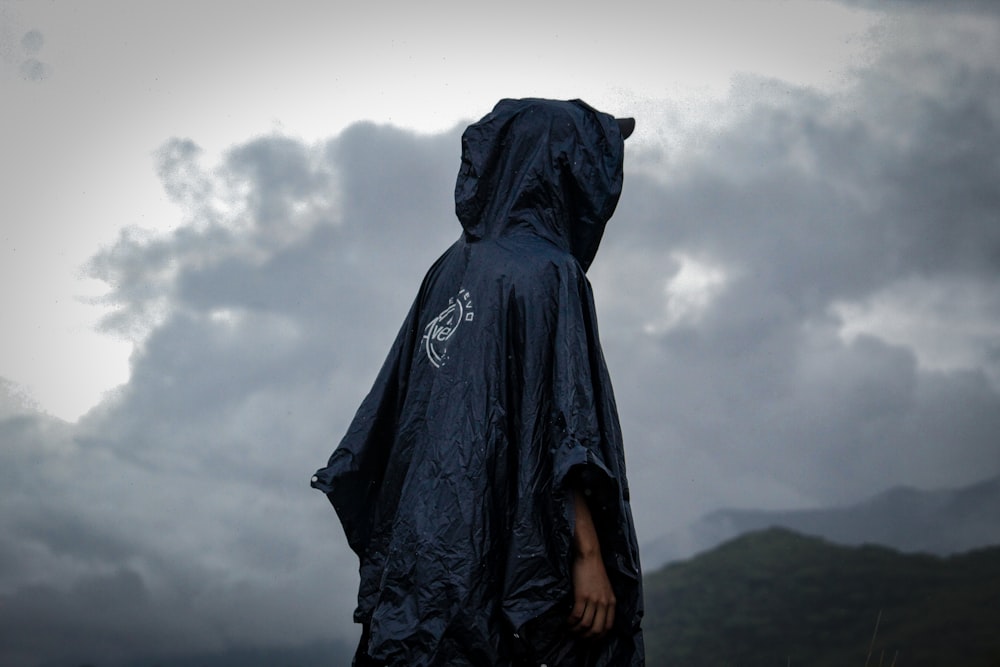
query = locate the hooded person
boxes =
[311,98,644,666]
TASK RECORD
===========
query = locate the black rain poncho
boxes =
[312,98,644,666]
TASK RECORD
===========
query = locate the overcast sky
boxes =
[2,1,1000,665]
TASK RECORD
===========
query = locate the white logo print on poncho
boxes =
[422,288,475,368]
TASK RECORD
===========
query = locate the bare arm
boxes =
[567,488,616,637]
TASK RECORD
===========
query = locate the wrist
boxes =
[573,539,601,559]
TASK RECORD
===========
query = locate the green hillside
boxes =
[642,528,1000,667]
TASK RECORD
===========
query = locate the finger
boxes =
[574,600,596,634]
[586,604,607,638]
[605,600,616,633]
[567,599,586,628]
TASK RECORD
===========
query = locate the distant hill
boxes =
[643,528,1000,667]
[643,475,1000,568]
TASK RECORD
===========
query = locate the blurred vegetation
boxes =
[643,527,1000,667]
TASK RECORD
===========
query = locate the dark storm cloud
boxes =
[0,402,187,665]
[593,12,1000,526]
[3,4,1000,665]
[842,0,1000,14]
[225,136,331,227]
[0,122,468,665]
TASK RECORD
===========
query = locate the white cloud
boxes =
[833,275,1000,386]
[644,252,730,334]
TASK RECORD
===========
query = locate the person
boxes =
[311,98,644,666]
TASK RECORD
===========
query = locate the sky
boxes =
[2,0,1000,664]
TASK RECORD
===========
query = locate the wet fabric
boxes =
[311,98,644,666]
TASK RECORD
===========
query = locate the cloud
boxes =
[2,3,1000,664]
[589,4,1000,526]
[1,121,469,665]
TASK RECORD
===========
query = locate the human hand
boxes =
[567,549,616,638]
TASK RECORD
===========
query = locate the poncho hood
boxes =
[455,98,625,271]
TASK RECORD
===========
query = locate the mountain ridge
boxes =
[643,474,1000,568]
[643,527,1000,666]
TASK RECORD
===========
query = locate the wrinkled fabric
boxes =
[312,98,644,666]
